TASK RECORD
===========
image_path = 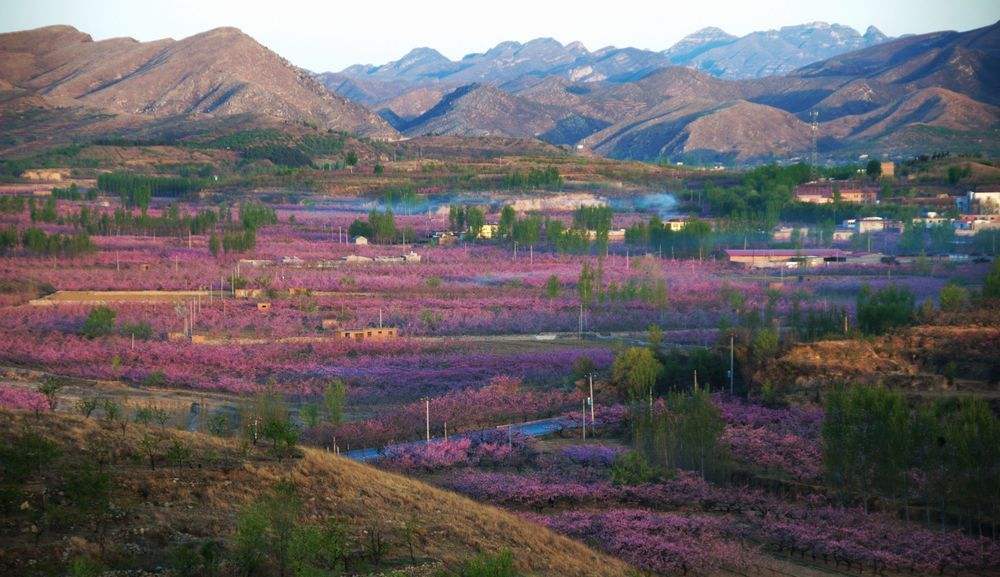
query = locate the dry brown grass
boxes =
[0,410,630,577]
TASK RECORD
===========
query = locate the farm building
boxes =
[956,191,1000,214]
[955,214,1000,235]
[843,217,901,233]
[724,249,853,268]
[235,289,266,299]
[430,231,457,246]
[476,224,500,239]
[664,219,689,232]
[21,169,66,181]
[584,229,627,241]
[238,259,273,268]
[354,236,369,245]
[794,181,878,204]
[336,327,398,342]
[343,255,373,263]
[772,226,808,242]
[832,228,855,242]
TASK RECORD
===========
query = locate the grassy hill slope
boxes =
[0,410,629,577]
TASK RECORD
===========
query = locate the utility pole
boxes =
[424,398,430,443]
[588,373,595,425]
[582,399,587,440]
[810,110,819,179]
[729,332,735,395]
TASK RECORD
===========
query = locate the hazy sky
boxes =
[2,0,998,72]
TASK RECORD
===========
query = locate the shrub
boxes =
[120,321,154,340]
[67,557,104,577]
[452,549,518,577]
[938,283,970,312]
[611,450,659,486]
[81,306,116,338]
[856,285,914,335]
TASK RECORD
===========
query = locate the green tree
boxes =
[208,232,220,257]
[345,151,358,166]
[866,159,882,180]
[448,205,466,232]
[822,385,909,512]
[577,262,596,306]
[81,306,116,339]
[323,380,347,426]
[368,209,396,244]
[611,347,662,400]
[984,259,1000,300]
[498,205,516,240]
[348,218,373,239]
[938,283,969,312]
[856,285,914,335]
[464,207,485,240]
[232,481,300,577]
[544,275,560,298]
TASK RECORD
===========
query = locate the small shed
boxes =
[337,327,398,342]
[354,236,368,245]
[257,302,272,312]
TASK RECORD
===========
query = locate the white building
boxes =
[956,191,1000,214]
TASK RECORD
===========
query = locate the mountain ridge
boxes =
[0,25,399,140]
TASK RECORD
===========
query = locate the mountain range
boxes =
[0,21,997,163]
[319,22,894,107]
[329,21,999,162]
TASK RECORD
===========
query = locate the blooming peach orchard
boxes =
[2,194,995,576]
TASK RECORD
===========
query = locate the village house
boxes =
[353,236,369,245]
[794,181,879,204]
[772,226,808,242]
[584,229,627,241]
[910,212,952,228]
[664,218,688,232]
[336,327,398,342]
[956,191,1000,214]
[476,224,500,239]
[430,231,457,246]
[832,228,855,242]
[955,214,1000,236]
[843,217,888,234]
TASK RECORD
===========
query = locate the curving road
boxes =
[344,416,578,462]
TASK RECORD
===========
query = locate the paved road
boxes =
[344,416,577,462]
